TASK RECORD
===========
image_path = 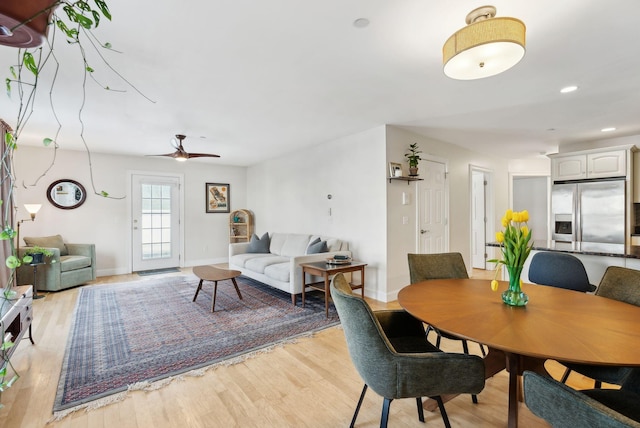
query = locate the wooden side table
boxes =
[301,261,367,317]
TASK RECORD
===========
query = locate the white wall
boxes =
[385,126,511,300]
[14,146,247,276]
[247,126,388,300]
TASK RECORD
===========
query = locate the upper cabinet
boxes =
[550,148,627,182]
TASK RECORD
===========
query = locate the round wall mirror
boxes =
[47,179,87,209]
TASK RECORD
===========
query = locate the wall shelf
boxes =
[388,176,423,185]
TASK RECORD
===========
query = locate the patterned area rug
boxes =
[53,274,338,416]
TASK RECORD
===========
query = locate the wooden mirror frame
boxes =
[46,179,87,209]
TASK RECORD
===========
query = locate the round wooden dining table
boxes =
[397,278,640,428]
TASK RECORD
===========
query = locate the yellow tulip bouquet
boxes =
[488,209,533,306]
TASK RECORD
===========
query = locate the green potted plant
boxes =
[23,246,54,264]
[405,143,422,176]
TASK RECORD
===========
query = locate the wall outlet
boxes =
[402,216,409,225]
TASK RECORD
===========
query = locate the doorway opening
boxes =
[470,166,494,270]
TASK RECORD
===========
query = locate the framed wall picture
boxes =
[388,162,403,178]
[206,183,230,213]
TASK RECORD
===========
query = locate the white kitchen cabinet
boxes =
[588,149,626,179]
[551,154,587,181]
[550,149,627,182]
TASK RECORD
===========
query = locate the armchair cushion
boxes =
[24,234,68,256]
[60,255,92,272]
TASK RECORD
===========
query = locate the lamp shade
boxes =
[24,204,41,215]
[443,6,525,80]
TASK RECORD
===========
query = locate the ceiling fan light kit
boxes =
[443,5,526,80]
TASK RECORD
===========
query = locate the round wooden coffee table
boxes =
[192,265,243,312]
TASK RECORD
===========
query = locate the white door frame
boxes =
[469,165,494,270]
[127,170,185,273]
[416,154,450,253]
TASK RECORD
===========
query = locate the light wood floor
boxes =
[0,268,600,427]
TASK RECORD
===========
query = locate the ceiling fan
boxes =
[148,134,220,161]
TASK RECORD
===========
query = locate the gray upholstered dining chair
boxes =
[528,251,596,292]
[560,266,640,387]
[407,252,485,403]
[524,370,640,427]
[330,273,485,428]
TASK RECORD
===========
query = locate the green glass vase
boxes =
[502,265,529,306]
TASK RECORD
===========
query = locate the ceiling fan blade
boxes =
[187,153,221,158]
[146,152,180,158]
[146,134,221,160]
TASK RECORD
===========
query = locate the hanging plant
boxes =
[1,0,153,404]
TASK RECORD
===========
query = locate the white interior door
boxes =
[471,170,487,269]
[131,174,181,271]
[418,160,448,253]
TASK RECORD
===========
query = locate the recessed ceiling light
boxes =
[353,18,369,28]
[601,127,616,132]
[560,85,578,93]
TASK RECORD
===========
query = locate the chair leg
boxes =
[433,396,452,428]
[478,343,487,357]
[560,368,572,383]
[380,398,393,428]
[461,340,479,404]
[350,384,368,428]
[416,397,425,422]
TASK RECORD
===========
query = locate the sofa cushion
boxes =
[245,255,289,274]
[24,234,68,256]
[280,234,312,257]
[247,233,270,253]
[60,255,92,272]
[231,253,272,268]
[307,238,328,254]
[264,262,291,282]
[269,233,287,255]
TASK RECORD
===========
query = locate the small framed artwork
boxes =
[388,162,403,178]
[206,183,230,213]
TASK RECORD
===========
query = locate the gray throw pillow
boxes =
[247,232,270,253]
[307,239,328,254]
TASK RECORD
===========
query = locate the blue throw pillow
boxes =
[307,239,328,254]
[247,233,270,253]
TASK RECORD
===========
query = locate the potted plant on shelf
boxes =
[405,143,422,176]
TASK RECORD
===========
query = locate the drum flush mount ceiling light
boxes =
[443,5,526,80]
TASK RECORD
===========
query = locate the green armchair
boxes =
[17,235,96,292]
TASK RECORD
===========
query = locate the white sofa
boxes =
[229,232,351,304]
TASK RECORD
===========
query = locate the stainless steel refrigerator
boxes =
[551,179,625,245]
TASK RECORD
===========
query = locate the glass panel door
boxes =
[132,174,181,271]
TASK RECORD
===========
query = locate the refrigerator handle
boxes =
[575,185,581,243]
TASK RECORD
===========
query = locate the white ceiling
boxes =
[2,0,640,166]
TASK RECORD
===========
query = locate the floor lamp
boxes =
[15,204,42,294]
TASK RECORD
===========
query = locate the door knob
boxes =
[420,229,429,234]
